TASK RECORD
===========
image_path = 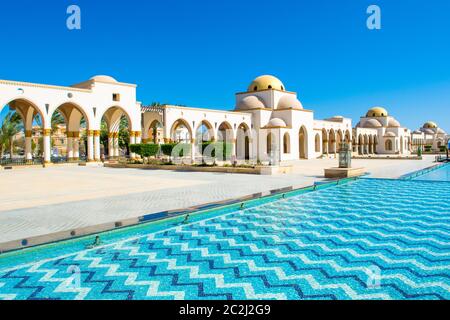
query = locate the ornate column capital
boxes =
[94,130,101,137]
[43,129,52,136]
[25,130,33,138]
[87,130,95,137]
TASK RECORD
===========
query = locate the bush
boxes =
[201,142,233,160]
[129,144,159,157]
[424,145,432,153]
[161,143,191,157]
[439,146,447,153]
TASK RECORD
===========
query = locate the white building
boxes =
[412,121,447,152]
[354,107,411,156]
[142,75,353,164]
[0,76,142,163]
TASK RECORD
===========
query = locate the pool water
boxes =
[412,163,450,182]
[0,179,449,300]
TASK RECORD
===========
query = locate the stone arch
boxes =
[328,129,336,154]
[385,139,393,151]
[217,121,234,143]
[170,118,193,143]
[236,122,250,160]
[195,120,215,143]
[148,120,163,144]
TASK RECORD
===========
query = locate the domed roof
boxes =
[437,128,446,134]
[266,118,287,128]
[90,75,118,83]
[423,121,438,129]
[388,118,401,127]
[362,118,382,128]
[422,128,435,135]
[248,75,285,92]
[237,95,266,110]
[384,132,396,137]
[366,107,388,117]
[277,95,302,110]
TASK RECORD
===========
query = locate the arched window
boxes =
[385,139,393,151]
[283,133,290,154]
[267,133,273,154]
[315,134,321,152]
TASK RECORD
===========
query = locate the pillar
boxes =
[94,131,101,161]
[129,131,136,159]
[73,132,80,161]
[191,139,196,163]
[323,141,329,156]
[135,131,142,144]
[87,131,94,162]
[231,139,237,162]
[114,132,120,157]
[43,129,51,164]
[108,133,115,158]
[25,130,33,163]
[67,132,74,161]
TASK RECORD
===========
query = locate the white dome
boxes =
[266,118,287,128]
[90,75,118,83]
[437,128,446,134]
[362,119,382,128]
[388,119,401,127]
[237,95,266,110]
[384,132,396,137]
[277,95,303,110]
[422,128,435,135]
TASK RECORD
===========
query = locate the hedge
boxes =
[161,143,191,157]
[129,144,159,157]
[201,142,233,159]
[439,146,447,152]
[424,145,432,152]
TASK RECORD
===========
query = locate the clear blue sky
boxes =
[1,0,450,131]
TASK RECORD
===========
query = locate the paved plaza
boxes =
[0,156,436,244]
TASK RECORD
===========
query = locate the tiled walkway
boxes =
[0,156,436,244]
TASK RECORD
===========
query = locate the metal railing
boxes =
[0,158,43,166]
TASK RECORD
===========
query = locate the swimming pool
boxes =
[410,163,450,182]
[0,178,449,300]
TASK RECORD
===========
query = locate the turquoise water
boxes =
[412,164,450,182]
[0,179,449,300]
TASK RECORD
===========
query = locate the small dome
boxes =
[366,107,388,117]
[384,132,396,137]
[388,119,401,127]
[277,95,302,110]
[362,118,383,128]
[237,95,266,110]
[423,121,438,129]
[437,128,446,134]
[422,128,435,135]
[266,118,287,128]
[248,75,285,92]
[90,75,118,83]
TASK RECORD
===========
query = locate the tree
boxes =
[0,112,23,159]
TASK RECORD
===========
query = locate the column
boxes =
[135,131,142,144]
[129,131,136,159]
[231,138,237,163]
[108,133,115,158]
[25,130,33,163]
[114,132,120,157]
[191,139,196,163]
[67,132,74,161]
[43,129,51,164]
[73,132,80,161]
[323,141,329,156]
[87,130,94,162]
[94,130,101,161]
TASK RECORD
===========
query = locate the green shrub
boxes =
[201,142,233,159]
[129,144,159,157]
[424,145,432,152]
[439,146,447,153]
[161,143,191,157]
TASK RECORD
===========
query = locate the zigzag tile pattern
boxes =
[0,179,449,300]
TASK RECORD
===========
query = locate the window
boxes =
[253,86,258,91]
[385,140,393,151]
[283,133,290,154]
[113,93,121,102]
[268,85,273,89]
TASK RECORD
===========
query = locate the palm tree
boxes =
[0,112,23,159]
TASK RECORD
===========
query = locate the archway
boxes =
[315,133,321,153]
[101,106,132,160]
[358,135,363,155]
[236,123,250,160]
[336,130,343,152]
[328,129,336,155]
[148,120,163,144]
[322,129,328,155]
[299,126,308,159]
[50,102,89,163]
[170,119,192,143]
[0,98,46,165]
[385,139,393,151]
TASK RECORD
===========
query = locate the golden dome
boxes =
[248,75,285,92]
[423,121,438,129]
[366,107,388,117]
